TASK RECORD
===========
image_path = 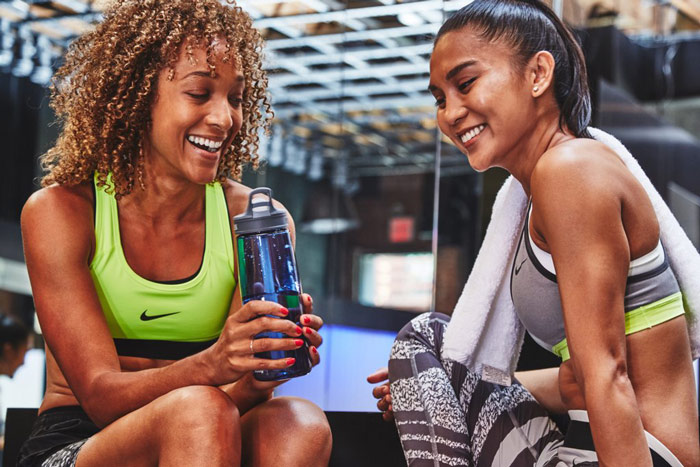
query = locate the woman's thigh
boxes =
[75,385,240,467]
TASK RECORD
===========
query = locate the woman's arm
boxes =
[22,186,299,427]
[515,367,566,414]
[531,145,652,467]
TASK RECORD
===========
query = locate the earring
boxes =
[533,85,539,93]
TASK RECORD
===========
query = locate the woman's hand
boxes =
[234,293,324,394]
[206,299,304,386]
[299,293,323,366]
[367,367,393,421]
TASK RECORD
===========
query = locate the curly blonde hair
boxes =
[41,0,273,196]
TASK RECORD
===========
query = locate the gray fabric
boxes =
[624,266,680,311]
[510,206,681,352]
[40,440,88,467]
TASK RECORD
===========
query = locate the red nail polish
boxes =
[279,307,289,316]
[286,358,296,366]
[294,339,304,346]
[303,315,311,324]
[311,347,318,355]
[305,327,313,335]
[296,326,302,334]
[307,295,313,303]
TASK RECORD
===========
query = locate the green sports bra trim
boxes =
[552,291,685,361]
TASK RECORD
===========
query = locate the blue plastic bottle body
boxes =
[237,228,312,381]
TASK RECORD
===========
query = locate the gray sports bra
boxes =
[510,203,684,360]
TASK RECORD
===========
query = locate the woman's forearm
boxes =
[81,349,221,427]
[583,371,652,467]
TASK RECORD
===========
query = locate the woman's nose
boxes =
[444,96,467,126]
[206,98,234,131]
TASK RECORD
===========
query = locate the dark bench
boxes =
[2,409,405,467]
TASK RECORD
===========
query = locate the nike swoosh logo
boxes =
[514,258,527,275]
[140,310,181,321]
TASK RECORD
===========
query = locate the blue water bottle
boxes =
[233,188,312,381]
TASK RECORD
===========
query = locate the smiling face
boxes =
[145,39,245,184]
[429,27,537,172]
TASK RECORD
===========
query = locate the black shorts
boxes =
[17,406,99,467]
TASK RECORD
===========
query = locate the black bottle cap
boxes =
[233,187,288,235]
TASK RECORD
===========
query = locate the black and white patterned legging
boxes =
[388,312,564,467]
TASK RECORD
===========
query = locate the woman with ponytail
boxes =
[368,1,699,465]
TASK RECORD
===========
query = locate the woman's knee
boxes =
[156,385,240,435]
[243,396,332,461]
[395,312,450,341]
[263,397,330,441]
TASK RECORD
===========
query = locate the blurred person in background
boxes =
[0,314,30,379]
[18,1,331,466]
[0,312,31,454]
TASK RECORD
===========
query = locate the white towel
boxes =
[442,128,700,383]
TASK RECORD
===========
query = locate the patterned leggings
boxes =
[388,312,564,467]
[388,313,685,467]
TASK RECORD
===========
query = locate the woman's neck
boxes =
[505,116,575,197]
[118,160,206,225]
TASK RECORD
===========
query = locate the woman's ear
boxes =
[529,50,555,97]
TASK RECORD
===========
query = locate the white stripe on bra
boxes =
[526,204,665,277]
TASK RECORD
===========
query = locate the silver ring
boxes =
[249,338,254,353]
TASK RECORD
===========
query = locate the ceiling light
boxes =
[31,35,54,85]
[397,12,423,27]
[419,10,444,24]
[12,26,35,77]
[308,153,324,181]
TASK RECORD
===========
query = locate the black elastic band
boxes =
[563,419,596,451]
[114,338,216,360]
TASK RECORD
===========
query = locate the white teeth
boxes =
[460,124,485,144]
[187,135,224,150]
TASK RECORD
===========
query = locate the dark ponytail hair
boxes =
[0,313,29,357]
[436,0,592,138]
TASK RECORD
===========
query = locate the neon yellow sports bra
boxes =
[89,174,236,359]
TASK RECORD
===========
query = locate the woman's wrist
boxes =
[240,373,276,398]
[190,345,223,386]
[224,374,275,414]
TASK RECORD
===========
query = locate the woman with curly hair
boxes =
[18,1,332,465]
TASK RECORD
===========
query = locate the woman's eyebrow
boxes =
[182,70,212,79]
[180,71,245,86]
[428,60,477,92]
[446,60,477,80]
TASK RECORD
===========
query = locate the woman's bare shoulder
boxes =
[21,182,95,249]
[221,179,296,239]
[531,138,628,204]
[221,179,254,218]
[221,179,291,218]
[24,182,92,217]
